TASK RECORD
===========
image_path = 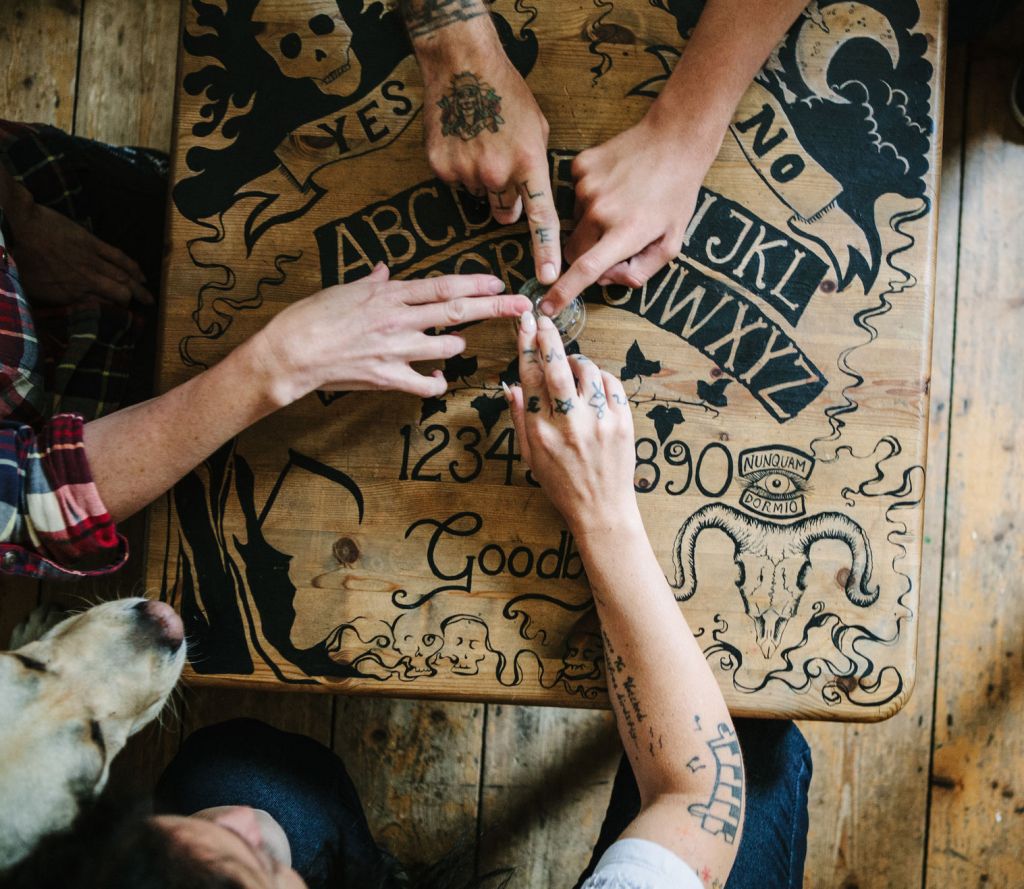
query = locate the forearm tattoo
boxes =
[687,723,745,845]
[438,71,503,140]
[400,0,486,39]
[602,631,662,758]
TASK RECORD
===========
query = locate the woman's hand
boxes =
[10,201,152,307]
[505,310,639,534]
[251,264,531,408]
[540,113,717,316]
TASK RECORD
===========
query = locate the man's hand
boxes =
[253,264,531,407]
[10,201,152,308]
[423,58,560,285]
[406,0,560,285]
[540,115,715,316]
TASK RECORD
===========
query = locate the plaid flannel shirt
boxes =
[0,243,126,579]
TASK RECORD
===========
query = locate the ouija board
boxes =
[148,0,945,719]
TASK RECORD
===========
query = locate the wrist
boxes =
[234,326,304,413]
[568,499,644,541]
[410,9,502,71]
[641,97,728,168]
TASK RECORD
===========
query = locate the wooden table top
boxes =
[148,0,945,720]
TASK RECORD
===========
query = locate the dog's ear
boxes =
[8,604,69,650]
[94,718,131,763]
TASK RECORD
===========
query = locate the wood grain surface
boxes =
[927,13,1024,885]
[797,32,962,888]
[147,0,946,720]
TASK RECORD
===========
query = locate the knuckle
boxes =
[480,167,507,191]
[576,254,604,279]
[526,208,556,228]
[445,299,467,324]
[432,276,455,300]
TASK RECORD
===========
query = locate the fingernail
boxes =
[539,300,556,317]
[489,277,506,293]
[519,310,536,333]
[501,381,512,400]
[540,262,557,284]
[537,313,555,330]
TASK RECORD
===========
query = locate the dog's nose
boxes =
[133,600,184,653]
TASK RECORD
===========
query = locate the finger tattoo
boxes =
[588,380,607,419]
[518,179,544,200]
[554,397,575,415]
[527,395,541,413]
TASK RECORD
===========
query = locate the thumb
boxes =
[367,262,391,283]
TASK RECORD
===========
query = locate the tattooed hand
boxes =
[255,264,529,406]
[504,311,639,534]
[407,4,561,285]
[540,113,717,315]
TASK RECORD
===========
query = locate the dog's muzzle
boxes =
[132,600,184,654]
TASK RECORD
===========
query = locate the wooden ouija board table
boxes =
[148,0,945,720]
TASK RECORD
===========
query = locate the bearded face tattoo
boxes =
[438,71,504,140]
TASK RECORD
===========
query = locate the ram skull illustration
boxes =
[672,504,879,658]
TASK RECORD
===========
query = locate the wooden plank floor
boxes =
[2,2,1023,886]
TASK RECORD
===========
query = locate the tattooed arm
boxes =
[399,0,560,284]
[507,316,742,885]
[542,0,809,314]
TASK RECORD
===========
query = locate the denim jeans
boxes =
[573,719,812,889]
[156,717,810,889]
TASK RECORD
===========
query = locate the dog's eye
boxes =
[14,654,47,672]
[89,720,106,758]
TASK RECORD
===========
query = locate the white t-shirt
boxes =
[579,838,704,889]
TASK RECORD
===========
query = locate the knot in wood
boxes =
[333,536,360,565]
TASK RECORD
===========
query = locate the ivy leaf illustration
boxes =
[498,356,520,387]
[419,396,447,424]
[471,394,508,435]
[620,340,661,381]
[442,354,478,383]
[646,405,685,444]
[697,378,731,407]
[316,390,349,407]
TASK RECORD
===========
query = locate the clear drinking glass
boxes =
[513,277,586,345]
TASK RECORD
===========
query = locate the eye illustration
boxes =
[736,446,815,520]
[742,470,806,501]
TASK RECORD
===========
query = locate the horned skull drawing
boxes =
[672,504,878,658]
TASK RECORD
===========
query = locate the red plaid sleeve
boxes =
[0,252,45,424]
[0,413,128,579]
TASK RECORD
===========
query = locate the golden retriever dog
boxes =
[0,598,185,868]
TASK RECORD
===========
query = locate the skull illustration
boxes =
[253,0,362,97]
[390,613,441,678]
[561,631,603,681]
[437,615,492,676]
